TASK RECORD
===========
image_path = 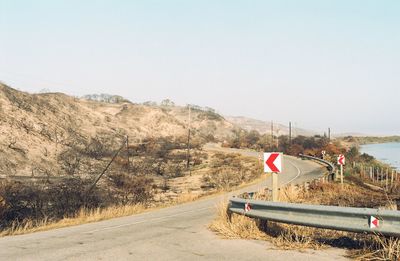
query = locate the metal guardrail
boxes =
[229,198,400,237]
[299,154,335,173]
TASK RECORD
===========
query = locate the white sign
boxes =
[244,202,251,212]
[369,216,379,229]
[337,154,345,165]
[264,152,283,173]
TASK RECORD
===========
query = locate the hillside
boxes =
[341,135,400,145]
[0,83,235,177]
[225,116,316,137]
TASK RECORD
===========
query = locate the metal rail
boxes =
[299,154,335,173]
[229,198,400,237]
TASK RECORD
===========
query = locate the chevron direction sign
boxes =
[369,216,379,229]
[337,154,345,165]
[264,152,283,173]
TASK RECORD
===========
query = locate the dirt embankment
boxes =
[0,83,235,178]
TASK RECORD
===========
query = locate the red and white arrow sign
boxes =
[244,202,251,212]
[337,154,345,165]
[264,152,283,173]
[369,216,379,228]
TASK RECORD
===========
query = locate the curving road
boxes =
[0,152,348,261]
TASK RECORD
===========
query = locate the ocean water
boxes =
[360,142,400,170]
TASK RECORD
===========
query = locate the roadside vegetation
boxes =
[212,134,400,260]
[202,152,261,190]
[0,84,264,236]
[223,129,344,157]
[0,132,262,236]
[211,178,400,260]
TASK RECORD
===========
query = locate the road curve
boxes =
[0,153,348,261]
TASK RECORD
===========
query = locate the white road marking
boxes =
[282,159,302,186]
[83,206,212,234]
[83,157,302,235]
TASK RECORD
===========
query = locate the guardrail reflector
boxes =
[370,216,379,228]
[244,202,251,212]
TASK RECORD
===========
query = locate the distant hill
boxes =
[225,116,316,137]
[341,136,400,145]
[332,132,368,138]
[0,83,235,177]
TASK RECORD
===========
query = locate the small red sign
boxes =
[370,216,379,228]
[337,154,345,165]
[244,202,251,212]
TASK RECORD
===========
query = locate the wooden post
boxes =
[370,166,373,180]
[272,172,278,202]
[385,168,389,189]
[340,164,344,187]
[391,170,394,187]
[377,167,380,183]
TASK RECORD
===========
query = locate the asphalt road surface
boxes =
[0,151,348,261]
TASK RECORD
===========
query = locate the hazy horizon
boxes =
[1,1,399,136]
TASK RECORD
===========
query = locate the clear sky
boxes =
[1,0,399,135]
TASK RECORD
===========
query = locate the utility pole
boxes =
[328,128,331,141]
[186,105,191,175]
[126,135,130,173]
[289,121,292,147]
[271,121,274,150]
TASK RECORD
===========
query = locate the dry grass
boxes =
[210,202,325,251]
[0,171,264,238]
[210,180,400,259]
[0,191,206,237]
[351,236,400,260]
[209,202,268,240]
[0,204,146,237]
[270,223,324,250]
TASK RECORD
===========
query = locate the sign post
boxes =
[337,154,345,186]
[264,152,283,202]
[272,172,278,202]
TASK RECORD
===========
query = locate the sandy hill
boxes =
[225,116,316,137]
[0,83,235,177]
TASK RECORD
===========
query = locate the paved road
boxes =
[0,153,348,261]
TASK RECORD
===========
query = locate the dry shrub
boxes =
[211,181,400,257]
[0,179,106,229]
[351,236,400,260]
[279,184,301,202]
[278,182,392,208]
[110,173,156,204]
[210,202,329,250]
[203,153,259,190]
[209,202,268,240]
[270,223,323,250]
